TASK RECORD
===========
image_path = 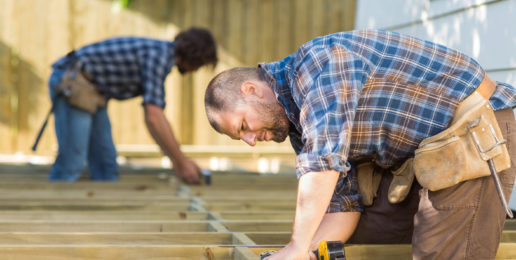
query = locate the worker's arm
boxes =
[266,170,341,260]
[143,103,200,184]
[309,211,360,251]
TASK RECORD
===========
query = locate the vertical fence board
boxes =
[0,0,356,155]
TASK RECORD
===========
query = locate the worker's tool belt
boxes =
[414,75,511,191]
[56,61,106,114]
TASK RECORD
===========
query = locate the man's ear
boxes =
[240,81,264,98]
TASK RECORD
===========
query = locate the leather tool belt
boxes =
[356,74,510,205]
[414,75,511,191]
[56,61,106,114]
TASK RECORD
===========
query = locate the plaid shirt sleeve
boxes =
[140,46,170,108]
[294,46,368,177]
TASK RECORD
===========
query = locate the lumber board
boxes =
[0,211,208,221]
[0,190,179,200]
[222,221,292,232]
[244,231,516,245]
[0,181,174,190]
[3,163,515,260]
[250,243,516,260]
[217,211,294,221]
[0,246,233,260]
[0,199,189,206]
[0,203,190,211]
[202,201,295,211]
[0,221,211,233]
[504,219,516,230]
[501,230,516,242]
[0,233,235,245]
[245,232,291,245]
[190,190,296,199]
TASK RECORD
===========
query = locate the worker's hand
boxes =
[172,157,201,184]
[264,242,314,260]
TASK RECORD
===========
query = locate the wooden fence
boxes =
[0,0,356,156]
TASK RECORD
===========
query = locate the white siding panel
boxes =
[356,0,516,210]
[355,0,427,29]
[395,1,516,70]
[356,0,495,30]
[356,0,516,82]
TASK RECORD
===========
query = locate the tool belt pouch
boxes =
[357,162,383,206]
[388,158,415,204]
[414,97,510,191]
[56,62,106,114]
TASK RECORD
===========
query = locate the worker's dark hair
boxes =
[204,67,266,132]
[174,27,218,68]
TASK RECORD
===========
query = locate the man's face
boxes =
[214,99,290,146]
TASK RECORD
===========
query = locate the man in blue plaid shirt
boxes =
[204,30,516,259]
[48,27,217,183]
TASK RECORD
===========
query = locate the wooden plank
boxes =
[222,221,292,232]
[245,232,290,245]
[501,230,516,242]
[275,0,293,59]
[234,246,260,260]
[0,182,175,190]
[259,0,274,62]
[0,246,233,260]
[218,211,294,221]
[227,0,243,62]
[0,233,233,245]
[496,243,516,259]
[251,243,516,259]
[0,221,210,233]
[246,230,516,245]
[242,0,259,65]
[0,188,180,200]
[293,0,310,48]
[505,219,516,230]
[203,201,295,211]
[0,211,207,221]
[0,199,189,206]
[0,203,190,211]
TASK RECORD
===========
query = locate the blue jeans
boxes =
[48,68,119,181]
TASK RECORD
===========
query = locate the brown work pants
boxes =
[349,108,516,260]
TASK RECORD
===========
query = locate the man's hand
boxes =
[264,242,317,260]
[173,156,201,184]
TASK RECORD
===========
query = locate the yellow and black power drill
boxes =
[260,241,345,260]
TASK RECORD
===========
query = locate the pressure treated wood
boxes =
[1,164,515,259]
[0,246,234,260]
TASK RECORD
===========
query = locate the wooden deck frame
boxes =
[0,164,515,259]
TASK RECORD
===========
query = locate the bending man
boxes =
[49,27,217,183]
[204,29,516,259]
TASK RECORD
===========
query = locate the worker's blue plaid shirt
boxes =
[52,37,176,108]
[259,29,516,212]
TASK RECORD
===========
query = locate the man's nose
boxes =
[241,132,256,146]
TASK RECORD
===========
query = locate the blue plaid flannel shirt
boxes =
[52,37,176,108]
[259,29,516,212]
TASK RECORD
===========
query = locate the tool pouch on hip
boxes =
[56,62,106,114]
[388,158,415,204]
[414,93,511,191]
[357,162,383,206]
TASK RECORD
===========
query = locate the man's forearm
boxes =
[144,104,185,163]
[290,170,340,251]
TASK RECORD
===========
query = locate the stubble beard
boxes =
[257,101,289,143]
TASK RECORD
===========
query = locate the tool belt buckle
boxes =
[468,116,507,158]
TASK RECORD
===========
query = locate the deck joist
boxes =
[0,164,514,259]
